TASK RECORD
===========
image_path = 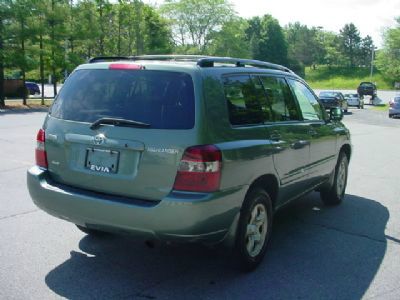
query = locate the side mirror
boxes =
[330,107,343,121]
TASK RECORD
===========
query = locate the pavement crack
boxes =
[0,209,40,221]
[294,216,387,244]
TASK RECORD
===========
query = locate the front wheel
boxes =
[234,188,273,272]
[320,153,349,205]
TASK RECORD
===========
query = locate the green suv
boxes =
[27,55,351,271]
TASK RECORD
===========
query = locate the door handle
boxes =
[270,131,281,141]
[291,140,310,149]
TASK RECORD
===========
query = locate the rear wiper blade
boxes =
[90,117,151,130]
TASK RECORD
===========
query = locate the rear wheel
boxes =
[234,188,273,271]
[76,225,107,236]
[320,152,348,205]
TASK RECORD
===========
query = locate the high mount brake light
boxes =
[35,129,48,168]
[108,63,144,70]
[173,145,222,193]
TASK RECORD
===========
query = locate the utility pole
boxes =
[369,47,375,82]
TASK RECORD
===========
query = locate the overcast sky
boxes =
[230,0,399,48]
[147,0,399,48]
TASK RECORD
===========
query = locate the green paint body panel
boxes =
[27,58,351,244]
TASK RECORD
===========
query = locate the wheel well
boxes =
[248,175,279,210]
[340,144,351,161]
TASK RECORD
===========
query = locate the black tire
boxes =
[76,225,107,236]
[389,115,393,118]
[320,152,349,205]
[234,188,273,272]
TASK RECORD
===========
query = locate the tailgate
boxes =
[45,119,196,201]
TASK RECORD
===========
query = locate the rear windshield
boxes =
[50,69,195,129]
[319,92,338,97]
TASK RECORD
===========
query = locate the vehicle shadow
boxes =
[45,193,388,299]
[0,106,49,115]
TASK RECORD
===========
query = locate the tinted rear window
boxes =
[360,82,374,87]
[319,92,338,98]
[50,69,195,129]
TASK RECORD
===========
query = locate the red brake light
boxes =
[109,63,143,70]
[35,129,48,168]
[173,145,222,193]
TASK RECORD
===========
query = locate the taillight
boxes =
[173,145,222,193]
[35,129,48,168]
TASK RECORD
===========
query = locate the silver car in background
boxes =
[344,93,364,109]
[389,96,400,118]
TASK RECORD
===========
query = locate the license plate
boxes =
[85,148,119,173]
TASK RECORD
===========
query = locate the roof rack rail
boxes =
[134,55,210,61]
[88,56,134,63]
[87,55,294,73]
[88,55,210,64]
[197,57,293,73]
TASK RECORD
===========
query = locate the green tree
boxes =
[246,15,288,65]
[339,23,361,67]
[318,31,343,67]
[161,0,234,53]
[206,18,250,58]
[143,5,173,54]
[0,1,12,107]
[286,22,325,68]
[376,17,400,83]
[359,35,374,67]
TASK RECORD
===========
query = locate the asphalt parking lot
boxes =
[0,107,400,299]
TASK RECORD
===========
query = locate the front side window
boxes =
[259,76,300,122]
[223,75,264,125]
[287,79,323,121]
[51,69,195,129]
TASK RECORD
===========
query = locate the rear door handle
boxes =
[270,131,281,141]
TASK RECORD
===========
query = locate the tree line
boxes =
[1,0,398,108]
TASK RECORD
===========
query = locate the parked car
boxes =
[319,91,348,113]
[344,93,364,109]
[25,81,40,95]
[389,96,400,118]
[27,55,351,271]
[357,82,377,99]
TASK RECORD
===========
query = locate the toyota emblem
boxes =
[93,134,106,145]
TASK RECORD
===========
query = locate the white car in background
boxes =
[344,93,364,109]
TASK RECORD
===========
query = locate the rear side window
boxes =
[50,69,195,129]
[223,75,265,126]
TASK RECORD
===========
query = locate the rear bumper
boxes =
[347,100,360,106]
[322,103,339,109]
[27,166,245,244]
